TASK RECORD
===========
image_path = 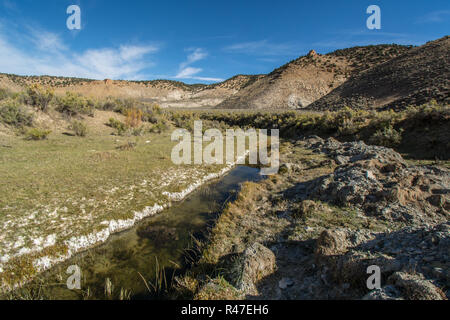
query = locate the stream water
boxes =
[29,165,263,300]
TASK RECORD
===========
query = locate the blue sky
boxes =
[0,0,448,83]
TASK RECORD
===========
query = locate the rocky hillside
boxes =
[216,44,412,109]
[309,36,450,111]
[0,73,262,109]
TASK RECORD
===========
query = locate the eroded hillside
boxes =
[217,44,412,110]
[309,36,450,111]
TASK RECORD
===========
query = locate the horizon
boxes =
[0,0,449,83]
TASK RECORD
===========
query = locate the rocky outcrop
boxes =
[305,137,449,226]
[316,222,449,300]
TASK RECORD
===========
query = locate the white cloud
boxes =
[174,48,223,82]
[0,23,159,80]
[28,29,68,52]
[180,48,208,69]
[175,67,203,78]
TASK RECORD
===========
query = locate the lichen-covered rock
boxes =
[388,272,447,300]
[304,137,449,226]
[233,243,277,295]
[318,222,449,299]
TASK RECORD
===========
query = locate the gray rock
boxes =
[279,277,294,289]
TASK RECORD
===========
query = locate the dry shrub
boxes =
[125,108,143,128]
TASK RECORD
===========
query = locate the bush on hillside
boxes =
[0,99,33,127]
[69,120,88,137]
[26,84,54,112]
[55,92,95,116]
[369,125,403,147]
[108,118,128,136]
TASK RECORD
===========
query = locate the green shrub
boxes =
[369,125,403,147]
[108,118,128,135]
[26,84,54,112]
[0,99,33,127]
[69,120,88,137]
[149,121,169,134]
[56,92,95,116]
[25,128,51,140]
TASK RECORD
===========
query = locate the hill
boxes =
[216,44,412,109]
[308,36,450,111]
[0,73,262,109]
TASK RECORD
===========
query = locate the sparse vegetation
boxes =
[25,128,51,140]
[69,120,88,137]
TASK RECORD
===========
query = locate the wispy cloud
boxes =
[224,40,302,56]
[179,48,208,69]
[174,48,223,82]
[416,10,450,23]
[0,22,159,80]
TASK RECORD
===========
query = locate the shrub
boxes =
[149,121,169,134]
[26,84,54,112]
[108,118,128,135]
[69,120,88,137]
[125,108,143,128]
[25,128,51,140]
[0,99,33,127]
[0,88,10,101]
[56,92,95,116]
[369,125,403,147]
[101,97,124,113]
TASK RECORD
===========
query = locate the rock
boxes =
[235,243,277,295]
[365,170,377,181]
[279,278,294,289]
[316,229,351,257]
[363,285,402,300]
[335,155,349,165]
[293,200,319,220]
[388,272,447,300]
[307,50,318,57]
[306,137,450,225]
[427,194,446,208]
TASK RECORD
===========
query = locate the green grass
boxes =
[0,127,230,288]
